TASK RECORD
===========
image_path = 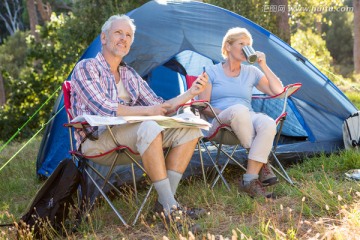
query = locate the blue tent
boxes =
[37,0,357,181]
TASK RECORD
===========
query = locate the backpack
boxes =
[18,158,86,238]
[343,111,360,150]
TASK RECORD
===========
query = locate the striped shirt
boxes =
[70,52,164,145]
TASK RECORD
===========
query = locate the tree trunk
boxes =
[37,0,52,22]
[0,73,5,106]
[26,0,39,41]
[269,0,290,44]
[354,0,360,74]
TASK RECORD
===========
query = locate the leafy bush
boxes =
[0,0,148,141]
[291,29,333,71]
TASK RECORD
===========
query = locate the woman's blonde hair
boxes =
[221,27,253,59]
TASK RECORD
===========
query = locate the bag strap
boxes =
[0,223,15,227]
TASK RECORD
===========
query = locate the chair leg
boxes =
[132,184,153,226]
[131,163,138,203]
[83,167,129,227]
[211,158,230,189]
[198,141,207,187]
[270,151,294,185]
[85,162,122,196]
[102,153,119,190]
[211,144,239,188]
[82,155,153,226]
[201,141,231,191]
[212,143,246,171]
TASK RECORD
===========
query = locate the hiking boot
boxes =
[259,163,279,186]
[154,201,202,234]
[154,200,207,220]
[238,178,275,198]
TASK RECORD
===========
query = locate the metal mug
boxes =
[242,45,257,64]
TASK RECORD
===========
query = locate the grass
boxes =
[1,137,360,239]
[0,92,359,239]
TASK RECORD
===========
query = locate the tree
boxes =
[354,0,360,74]
[322,3,354,76]
[0,74,5,106]
[0,31,28,106]
[26,0,39,41]
[270,0,290,44]
[288,0,344,33]
[37,0,52,22]
[0,0,24,36]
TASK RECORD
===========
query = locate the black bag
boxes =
[18,158,85,238]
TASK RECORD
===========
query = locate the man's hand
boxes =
[148,103,171,116]
[189,72,209,96]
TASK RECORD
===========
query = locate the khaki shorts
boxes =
[81,120,203,165]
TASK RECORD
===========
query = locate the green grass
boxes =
[1,87,360,238]
[1,137,360,239]
[345,90,360,109]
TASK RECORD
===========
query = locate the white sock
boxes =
[167,170,183,195]
[243,174,259,185]
[153,178,178,214]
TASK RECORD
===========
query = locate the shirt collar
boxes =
[96,52,127,71]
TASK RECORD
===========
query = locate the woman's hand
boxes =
[256,51,267,68]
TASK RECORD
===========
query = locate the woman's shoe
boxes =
[259,163,279,186]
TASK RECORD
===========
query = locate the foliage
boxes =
[290,28,355,88]
[0,31,28,79]
[346,91,360,109]
[0,14,71,140]
[291,28,333,70]
[65,0,148,49]
[0,0,147,141]
[322,1,354,76]
[288,0,344,32]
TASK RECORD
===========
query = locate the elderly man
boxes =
[70,14,208,231]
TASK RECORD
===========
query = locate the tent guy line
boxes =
[0,85,62,154]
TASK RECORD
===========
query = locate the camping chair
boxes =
[62,81,153,227]
[179,76,302,190]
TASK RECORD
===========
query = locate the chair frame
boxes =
[178,82,302,190]
[62,81,153,227]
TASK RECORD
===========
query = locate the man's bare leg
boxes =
[141,133,177,212]
[165,138,198,173]
[141,133,167,181]
[164,138,198,195]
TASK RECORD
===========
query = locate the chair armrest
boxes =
[176,100,225,125]
[252,83,302,100]
[176,99,209,114]
[64,121,99,141]
[64,121,91,129]
[252,83,302,119]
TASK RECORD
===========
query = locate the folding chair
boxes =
[179,76,302,190]
[62,81,153,227]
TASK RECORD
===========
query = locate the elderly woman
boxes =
[198,27,284,198]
